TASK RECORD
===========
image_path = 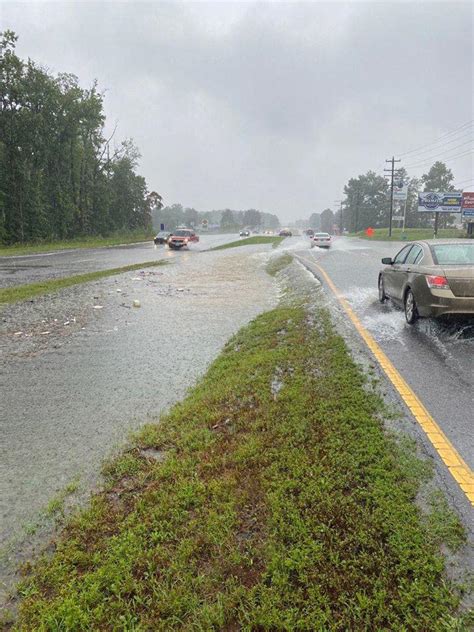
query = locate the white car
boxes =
[312,232,332,248]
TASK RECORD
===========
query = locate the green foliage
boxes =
[210,236,284,250]
[0,260,167,305]
[0,229,154,257]
[320,208,335,233]
[152,204,280,233]
[343,171,390,231]
[0,31,154,245]
[14,303,468,630]
[266,253,293,276]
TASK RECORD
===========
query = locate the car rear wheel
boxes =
[378,275,387,303]
[404,289,419,324]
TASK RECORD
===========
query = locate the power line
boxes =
[397,119,473,158]
[397,131,473,161]
[403,139,473,168]
[404,148,473,170]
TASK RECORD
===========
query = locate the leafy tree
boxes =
[243,208,262,228]
[421,162,455,228]
[320,208,335,233]
[0,31,152,244]
[220,209,237,232]
[308,213,321,230]
[343,171,389,231]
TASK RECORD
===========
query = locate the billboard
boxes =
[393,179,408,201]
[418,192,462,213]
[462,191,474,219]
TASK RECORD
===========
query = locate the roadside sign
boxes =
[393,180,408,201]
[418,192,462,213]
[462,192,474,221]
[160,223,165,231]
[392,215,404,221]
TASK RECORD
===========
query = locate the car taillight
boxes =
[184,238,188,244]
[426,275,450,289]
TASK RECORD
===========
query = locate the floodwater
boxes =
[0,243,280,601]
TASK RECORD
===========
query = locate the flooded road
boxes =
[0,234,235,288]
[1,240,285,600]
[295,237,473,532]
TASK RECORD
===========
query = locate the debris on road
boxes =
[92,305,103,310]
[132,300,141,308]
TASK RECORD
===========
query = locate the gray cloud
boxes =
[2,1,472,220]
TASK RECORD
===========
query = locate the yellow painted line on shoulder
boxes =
[301,256,474,506]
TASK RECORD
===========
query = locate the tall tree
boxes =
[421,162,455,228]
[320,208,335,233]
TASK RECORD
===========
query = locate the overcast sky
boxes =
[1,1,473,221]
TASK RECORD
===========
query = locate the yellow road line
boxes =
[300,255,474,506]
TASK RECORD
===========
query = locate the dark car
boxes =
[153,231,172,245]
[279,228,293,237]
[378,240,474,324]
[239,229,250,237]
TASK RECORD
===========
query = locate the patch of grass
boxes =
[425,491,466,552]
[44,478,81,519]
[14,303,469,630]
[211,236,284,250]
[352,227,465,241]
[0,260,167,305]
[0,230,154,257]
[266,253,293,276]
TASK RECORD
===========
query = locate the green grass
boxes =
[211,236,284,250]
[14,299,470,630]
[0,261,167,305]
[266,253,293,276]
[352,227,465,241]
[0,230,154,258]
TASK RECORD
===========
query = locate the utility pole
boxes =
[384,156,401,237]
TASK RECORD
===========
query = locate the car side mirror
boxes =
[381,257,393,265]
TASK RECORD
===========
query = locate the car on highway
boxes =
[167,229,199,250]
[378,240,474,324]
[279,228,293,237]
[239,229,250,237]
[153,231,172,245]
[312,232,332,248]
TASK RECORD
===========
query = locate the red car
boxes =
[168,229,199,250]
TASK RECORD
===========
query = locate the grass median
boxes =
[12,293,469,630]
[352,227,465,241]
[211,236,284,250]
[0,231,154,258]
[0,261,167,306]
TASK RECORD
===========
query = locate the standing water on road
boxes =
[0,244,278,601]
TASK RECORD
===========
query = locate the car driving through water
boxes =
[167,228,200,250]
[378,240,474,323]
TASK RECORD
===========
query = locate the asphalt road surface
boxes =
[295,236,473,531]
[0,234,236,288]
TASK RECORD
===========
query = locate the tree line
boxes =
[153,204,280,233]
[0,31,159,245]
[300,161,461,234]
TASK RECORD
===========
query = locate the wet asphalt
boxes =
[294,237,473,538]
[0,234,235,288]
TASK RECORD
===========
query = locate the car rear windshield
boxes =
[315,233,329,237]
[430,243,474,265]
[174,230,192,236]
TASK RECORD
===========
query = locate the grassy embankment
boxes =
[353,227,465,241]
[0,261,167,306]
[0,230,154,258]
[211,236,284,250]
[11,259,470,630]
